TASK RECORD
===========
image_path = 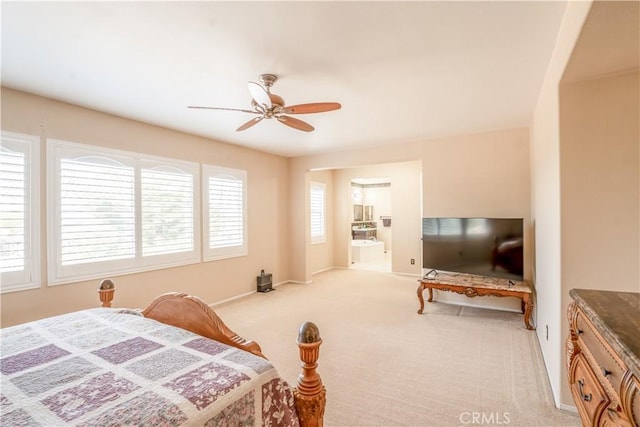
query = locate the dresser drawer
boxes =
[570,354,610,426]
[576,309,627,394]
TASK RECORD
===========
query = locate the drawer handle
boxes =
[602,368,611,377]
[577,379,592,402]
[577,328,584,335]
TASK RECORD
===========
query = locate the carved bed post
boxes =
[294,322,326,427]
[98,279,115,307]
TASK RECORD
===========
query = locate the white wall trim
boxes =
[311,266,334,275]
[207,279,294,307]
[210,290,255,307]
[283,279,313,284]
[558,403,578,414]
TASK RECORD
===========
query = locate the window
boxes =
[203,165,247,261]
[141,162,195,257]
[310,182,326,244]
[48,139,200,284]
[1,131,40,293]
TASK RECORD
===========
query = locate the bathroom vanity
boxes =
[351,222,377,240]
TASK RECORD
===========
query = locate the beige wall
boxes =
[422,129,532,311]
[529,0,593,408]
[333,162,422,274]
[1,87,292,326]
[559,69,639,404]
[290,128,532,299]
[560,70,639,290]
[531,0,639,409]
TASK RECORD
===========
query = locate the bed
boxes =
[0,281,325,426]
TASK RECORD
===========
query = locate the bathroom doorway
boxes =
[350,177,392,272]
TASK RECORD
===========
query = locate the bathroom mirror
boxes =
[354,204,363,221]
[364,205,374,221]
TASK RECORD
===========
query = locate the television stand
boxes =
[417,271,535,330]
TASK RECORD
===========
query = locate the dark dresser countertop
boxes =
[570,289,640,378]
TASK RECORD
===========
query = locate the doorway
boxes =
[349,177,391,272]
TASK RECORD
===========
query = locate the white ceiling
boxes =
[1,1,568,158]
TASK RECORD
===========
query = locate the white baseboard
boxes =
[210,290,255,307]
[558,403,578,414]
[281,279,311,285]
[209,279,296,308]
[311,266,334,275]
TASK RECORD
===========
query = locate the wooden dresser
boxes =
[567,289,640,427]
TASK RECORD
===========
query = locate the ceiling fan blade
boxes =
[188,106,258,114]
[248,81,272,109]
[277,115,314,132]
[282,102,342,114]
[236,116,263,132]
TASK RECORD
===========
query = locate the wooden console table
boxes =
[417,271,535,330]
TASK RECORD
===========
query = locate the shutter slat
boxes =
[0,149,26,273]
[141,168,194,256]
[209,174,244,250]
[310,184,325,240]
[60,158,135,265]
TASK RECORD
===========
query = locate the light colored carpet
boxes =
[215,268,579,427]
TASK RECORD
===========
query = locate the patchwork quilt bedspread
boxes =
[0,308,299,426]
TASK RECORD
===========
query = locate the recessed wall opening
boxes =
[350,177,391,272]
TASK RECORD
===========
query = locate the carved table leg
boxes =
[417,283,425,314]
[522,294,535,330]
[428,287,433,302]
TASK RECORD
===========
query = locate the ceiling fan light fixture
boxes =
[258,73,278,88]
[188,73,341,132]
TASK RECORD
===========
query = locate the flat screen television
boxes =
[422,217,524,281]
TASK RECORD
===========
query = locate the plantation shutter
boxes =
[141,165,194,256]
[59,156,136,265]
[310,182,326,243]
[0,132,40,292]
[203,165,247,260]
[1,147,26,272]
[49,140,201,284]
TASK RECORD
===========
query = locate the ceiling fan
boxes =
[188,74,341,132]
